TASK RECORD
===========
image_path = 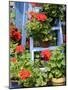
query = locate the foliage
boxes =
[45,45,65,79]
[10,37,48,87]
[26,11,54,41]
[42,4,65,23]
[19,68,48,87]
[9,3,66,87]
[26,3,65,42]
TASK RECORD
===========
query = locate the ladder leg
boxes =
[57,20,63,46]
[31,51,34,61]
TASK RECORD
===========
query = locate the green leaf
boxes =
[42,73,48,78]
[49,73,53,79]
[61,60,65,66]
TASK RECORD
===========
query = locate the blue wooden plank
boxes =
[21,3,29,46]
[21,3,27,46]
[15,2,29,46]
[15,2,24,29]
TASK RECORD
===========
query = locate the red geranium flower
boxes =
[27,11,37,21]
[41,50,51,61]
[19,69,31,80]
[10,57,17,63]
[36,13,47,22]
[11,30,21,41]
[15,45,25,53]
[14,31,21,41]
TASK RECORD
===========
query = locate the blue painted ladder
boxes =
[30,21,65,60]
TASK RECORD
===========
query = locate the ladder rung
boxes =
[52,26,59,30]
[32,46,57,52]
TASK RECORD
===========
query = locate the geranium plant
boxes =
[41,50,51,61]
[10,46,31,79]
[26,11,54,42]
[18,67,48,87]
[10,49,48,87]
[45,45,65,82]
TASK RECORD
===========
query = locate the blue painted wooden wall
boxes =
[15,2,29,46]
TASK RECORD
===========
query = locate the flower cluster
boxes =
[41,50,51,61]
[36,13,47,22]
[19,68,31,80]
[15,45,25,53]
[10,28,21,41]
[28,11,47,22]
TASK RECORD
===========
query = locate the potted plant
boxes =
[15,51,48,87]
[45,45,66,85]
[10,50,31,88]
[26,3,64,47]
[18,65,48,87]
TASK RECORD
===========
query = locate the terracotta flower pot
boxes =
[52,77,65,86]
